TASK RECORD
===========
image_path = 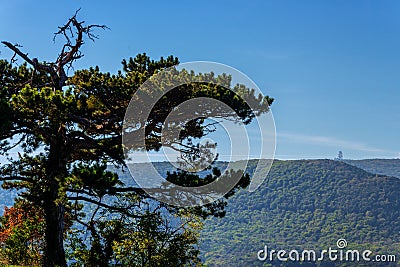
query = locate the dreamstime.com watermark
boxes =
[257,239,397,263]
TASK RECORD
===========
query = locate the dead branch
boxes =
[53,9,109,84]
[2,9,108,90]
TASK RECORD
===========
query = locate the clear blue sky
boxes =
[1,0,399,160]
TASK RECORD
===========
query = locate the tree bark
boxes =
[42,136,68,267]
[43,201,67,267]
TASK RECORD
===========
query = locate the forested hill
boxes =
[200,159,400,266]
[1,159,400,266]
[344,159,400,178]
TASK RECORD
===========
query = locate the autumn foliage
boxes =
[0,200,44,265]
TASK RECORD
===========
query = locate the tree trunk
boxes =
[42,136,68,267]
[43,201,67,267]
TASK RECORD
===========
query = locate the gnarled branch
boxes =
[2,9,108,90]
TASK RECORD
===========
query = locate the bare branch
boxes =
[2,41,35,66]
[68,196,142,218]
[53,9,109,84]
[2,41,59,85]
[2,10,108,90]
[0,176,32,182]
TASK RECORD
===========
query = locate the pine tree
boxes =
[0,11,273,266]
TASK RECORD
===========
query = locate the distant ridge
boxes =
[344,159,400,178]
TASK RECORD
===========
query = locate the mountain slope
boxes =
[345,159,400,178]
[200,160,400,266]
